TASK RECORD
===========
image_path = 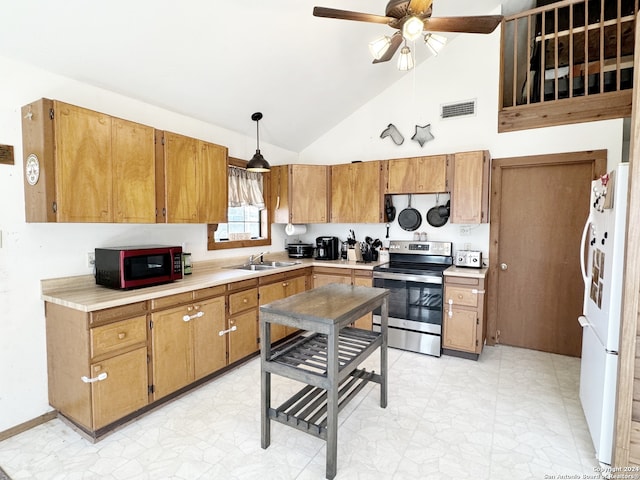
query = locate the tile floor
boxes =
[0,345,601,480]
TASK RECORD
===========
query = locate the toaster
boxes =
[455,250,482,268]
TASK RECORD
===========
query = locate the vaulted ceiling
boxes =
[0,0,532,151]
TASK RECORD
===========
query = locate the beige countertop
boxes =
[41,252,386,312]
[443,266,489,279]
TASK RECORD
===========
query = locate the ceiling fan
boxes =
[313,0,503,69]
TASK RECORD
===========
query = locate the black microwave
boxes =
[95,245,183,289]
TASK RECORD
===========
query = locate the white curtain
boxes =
[228,166,265,208]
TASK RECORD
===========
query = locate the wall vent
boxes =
[441,99,476,119]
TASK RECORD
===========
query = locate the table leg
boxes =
[381,297,388,408]
[261,317,272,449]
[325,327,339,479]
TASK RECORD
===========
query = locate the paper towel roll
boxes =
[285,224,307,236]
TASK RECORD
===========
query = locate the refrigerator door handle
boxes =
[578,315,589,328]
[580,216,593,285]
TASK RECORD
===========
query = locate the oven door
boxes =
[372,272,443,356]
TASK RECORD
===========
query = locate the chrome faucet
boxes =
[248,251,267,265]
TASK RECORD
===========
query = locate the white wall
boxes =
[0,56,297,432]
[295,29,625,258]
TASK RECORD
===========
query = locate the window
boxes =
[207,158,271,250]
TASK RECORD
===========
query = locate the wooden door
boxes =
[353,161,383,223]
[312,271,351,288]
[284,276,307,335]
[450,151,490,224]
[91,347,148,429]
[270,165,290,224]
[259,281,289,342]
[163,132,198,223]
[54,102,112,222]
[386,156,448,194]
[227,310,258,364]
[488,151,606,356]
[290,165,329,223]
[443,308,477,352]
[151,305,193,399]
[112,118,156,223]
[193,296,226,379]
[198,141,228,224]
[330,163,353,223]
[353,274,373,329]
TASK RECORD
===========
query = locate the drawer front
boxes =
[228,288,258,315]
[151,291,194,310]
[193,284,226,300]
[90,315,148,358]
[89,301,147,327]
[445,286,479,308]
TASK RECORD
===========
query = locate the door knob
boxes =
[500,263,508,271]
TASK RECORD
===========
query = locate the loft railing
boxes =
[499,0,637,133]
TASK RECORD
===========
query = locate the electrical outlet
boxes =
[459,226,471,236]
[87,252,95,268]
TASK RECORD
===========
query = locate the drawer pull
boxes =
[117,332,126,340]
[448,299,453,318]
[243,298,248,304]
[218,325,238,336]
[81,372,108,383]
[183,311,205,322]
[471,289,485,294]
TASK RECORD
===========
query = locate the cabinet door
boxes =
[112,118,156,223]
[450,151,489,224]
[193,296,227,380]
[270,165,290,224]
[443,308,478,353]
[290,165,329,223]
[198,141,228,224]
[352,161,382,223]
[353,275,373,330]
[259,281,289,343]
[330,163,353,223]
[163,132,199,223]
[387,156,448,194]
[54,102,112,222]
[313,272,352,288]
[91,347,148,429]
[151,305,193,399]
[228,310,258,364]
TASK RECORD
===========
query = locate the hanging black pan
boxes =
[398,194,422,231]
[427,199,450,227]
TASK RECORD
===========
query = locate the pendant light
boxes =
[247,112,270,172]
[397,43,414,71]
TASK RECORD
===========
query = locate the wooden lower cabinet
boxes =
[259,272,309,343]
[312,267,373,330]
[443,273,488,358]
[151,295,226,399]
[227,282,259,364]
[45,302,149,433]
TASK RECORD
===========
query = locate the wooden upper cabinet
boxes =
[385,155,449,194]
[270,164,329,224]
[21,98,156,223]
[450,150,490,224]
[112,118,156,223]
[331,161,383,223]
[156,131,228,224]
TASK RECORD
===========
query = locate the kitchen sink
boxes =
[226,261,300,271]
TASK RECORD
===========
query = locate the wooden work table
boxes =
[259,283,390,480]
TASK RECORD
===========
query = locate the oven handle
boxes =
[373,271,442,284]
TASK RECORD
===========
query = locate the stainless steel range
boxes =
[372,240,452,357]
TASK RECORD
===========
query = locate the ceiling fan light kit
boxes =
[369,35,392,60]
[397,45,414,71]
[313,0,502,71]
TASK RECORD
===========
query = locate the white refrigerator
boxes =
[579,162,629,466]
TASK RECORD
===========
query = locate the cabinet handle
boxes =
[117,332,126,340]
[243,298,248,304]
[218,325,238,336]
[471,289,485,294]
[183,311,205,322]
[81,372,108,383]
[282,282,289,287]
[448,299,453,318]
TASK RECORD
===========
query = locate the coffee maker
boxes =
[315,236,339,260]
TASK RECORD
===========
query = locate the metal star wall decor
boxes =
[380,123,404,145]
[411,124,434,147]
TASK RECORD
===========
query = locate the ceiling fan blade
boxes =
[408,0,433,16]
[313,6,392,24]
[422,15,503,34]
[373,32,403,64]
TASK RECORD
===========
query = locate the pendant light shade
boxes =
[424,33,447,56]
[397,45,414,71]
[369,35,391,60]
[247,112,271,172]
